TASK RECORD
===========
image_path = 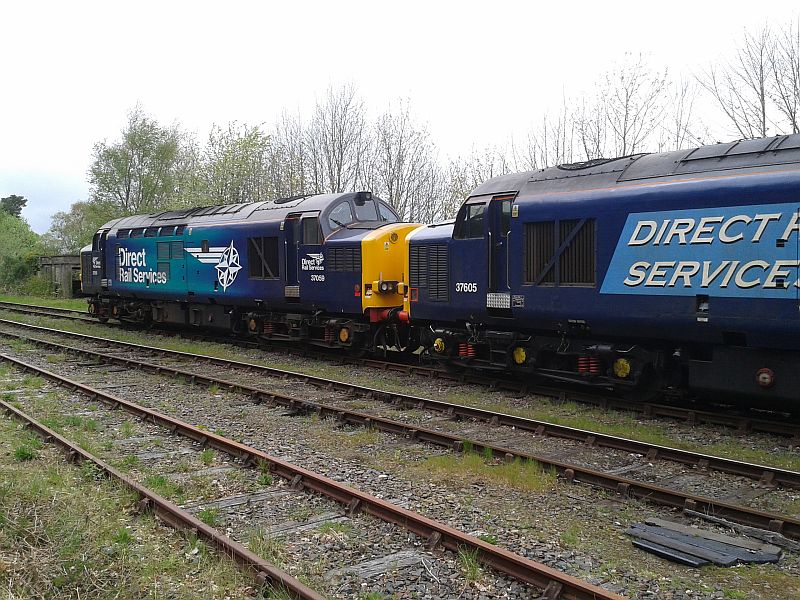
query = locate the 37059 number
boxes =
[455,282,478,293]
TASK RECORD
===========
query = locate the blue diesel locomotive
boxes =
[81,191,419,351]
[405,135,800,405]
[82,135,800,405]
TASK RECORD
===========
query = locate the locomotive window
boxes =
[144,228,158,237]
[157,242,170,261]
[201,240,209,253]
[378,202,399,222]
[130,228,144,238]
[302,217,322,245]
[117,230,129,240]
[159,226,175,237]
[92,233,101,251]
[175,225,186,236]
[248,237,279,279]
[328,202,354,229]
[501,201,512,236]
[354,200,378,221]
[170,241,184,259]
[455,203,486,239]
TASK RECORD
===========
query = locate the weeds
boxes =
[457,546,482,582]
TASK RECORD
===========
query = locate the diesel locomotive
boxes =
[82,134,800,406]
[81,191,418,351]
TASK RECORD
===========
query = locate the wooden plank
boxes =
[645,517,780,554]
[324,549,427,581]
[632,539,709,567]
[627,527,739,566]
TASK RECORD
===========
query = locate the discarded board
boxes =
[627,519,782,567]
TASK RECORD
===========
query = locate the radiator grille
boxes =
[328,246,361,272]
[410,244,449,302]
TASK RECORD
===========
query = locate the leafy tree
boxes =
[0,211,41,287]
[42,201,118,254]
[89,105,186,215]
[201,122,272,204]
[0,194,27,218]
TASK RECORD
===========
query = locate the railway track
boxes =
[0,355,622,600]
[2,321,799,544]
[1,299,796,440]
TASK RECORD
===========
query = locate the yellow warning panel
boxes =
[361,223,423,312]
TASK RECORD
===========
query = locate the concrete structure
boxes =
[39,255,81,298]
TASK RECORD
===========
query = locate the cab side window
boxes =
[302,217,322,245]
[454,203,486,239]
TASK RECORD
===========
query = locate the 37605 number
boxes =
[455,282,478,293]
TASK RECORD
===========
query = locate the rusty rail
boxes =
[0,399,324,600]
[0,353,625,600]
[1,319,797,489]
[2,329,800,543]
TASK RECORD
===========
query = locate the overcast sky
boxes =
[1,1,799,233]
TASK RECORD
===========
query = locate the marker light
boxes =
[613,358,631,378]
[512,347,527,365]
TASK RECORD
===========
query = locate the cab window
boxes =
[378,202,399,222]
[302,217,322,244]
[354,199,378,221]
[328,202,354,229]
[454,203,486,239]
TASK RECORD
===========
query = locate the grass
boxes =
[0,294,87,311]
[560,522,582,547]
[198,507,220,527]
[457,546,482,582]
[13,444,38,461]
[258,472,274,486]
[0,413,254,599]
[477,532,497,545]
[248,529,286,566]
[412,451,557,493]
[200,447,215,466]
[120,420,134,438]
[317,521,354,536]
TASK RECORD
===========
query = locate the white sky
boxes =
[1,0,798,233]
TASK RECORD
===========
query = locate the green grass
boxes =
[413,452,557,493]
[0,413,254,599]
[248,529,286,566]
[119,421,134,438]
[197,507,219,527]
[13,445,38,461]
[457,546,482,582]
[477,532,497,544]
[258,472,274,486]
[560,522,582,547]
[317,521,354,536]
[200,448,215,466]
[0,294,87,311]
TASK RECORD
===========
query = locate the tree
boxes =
[0,194,27,218]
[771,20,800,134]
[700,27,774,138]
[603,55,667,156]
[42,201,118,254]
[89,105,186,215]
[0,211,41,287]
[306,85,370,193]
[201,122,272,204]
[367,102,441,220]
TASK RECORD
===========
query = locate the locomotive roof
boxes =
[103,192,389,230]
[470,134,800,198]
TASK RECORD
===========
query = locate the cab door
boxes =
[487,195,514,293]
[283,216,301,299]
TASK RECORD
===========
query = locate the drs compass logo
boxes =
[185,241,241,292]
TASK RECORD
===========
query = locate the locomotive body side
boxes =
[409,135,800,405]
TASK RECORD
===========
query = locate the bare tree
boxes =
[575,96,608,160]
[513,98,576,170]
[603,54,667,156]
[306,85,369,193]
[771,20,800,134]
[700,27,775,138]
[367,102,440,220]
[269,111,310,196]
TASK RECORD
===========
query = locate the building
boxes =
[38,255,81,298]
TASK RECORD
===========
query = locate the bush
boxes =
[17,274,56,297]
